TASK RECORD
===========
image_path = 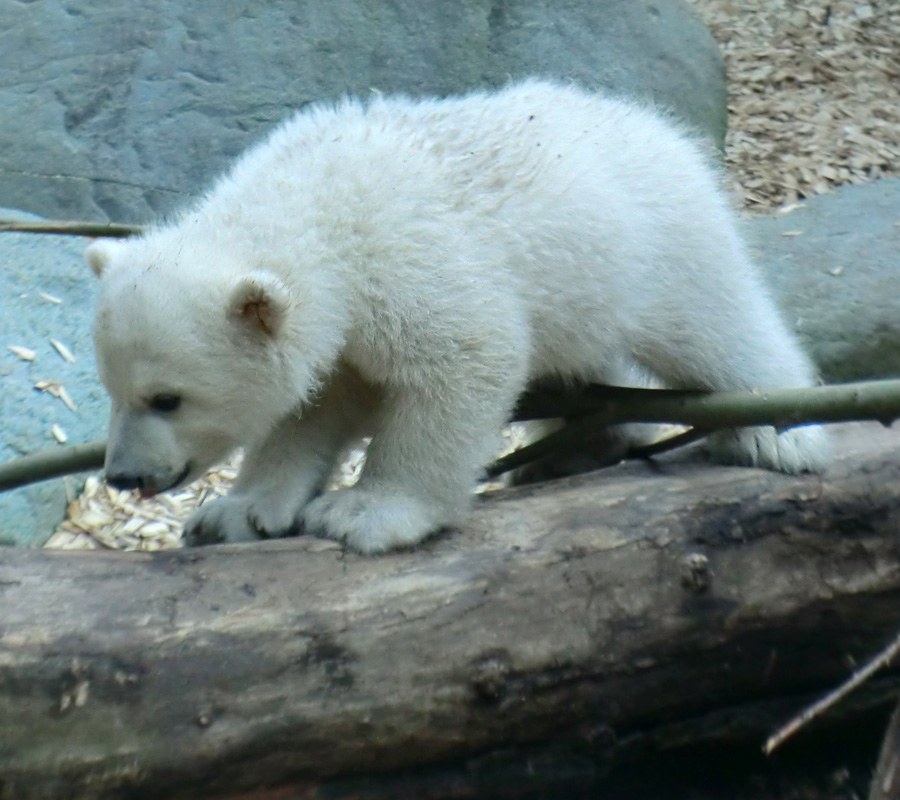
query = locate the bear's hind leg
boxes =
[632,269,830,475]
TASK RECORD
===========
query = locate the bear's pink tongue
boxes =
[140,488,158,499]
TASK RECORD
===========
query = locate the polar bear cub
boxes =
[88,80,830,554]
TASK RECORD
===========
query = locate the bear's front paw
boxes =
[183,492,300,546]
[301,487,442,554]
[708,424,831,475]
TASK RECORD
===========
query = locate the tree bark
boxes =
[2,424,900,799]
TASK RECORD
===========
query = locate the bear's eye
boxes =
[149,393,182,413]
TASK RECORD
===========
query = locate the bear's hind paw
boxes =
[707,424,831,475]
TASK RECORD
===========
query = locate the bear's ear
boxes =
[227,271,290,338]
[85,239,121,278]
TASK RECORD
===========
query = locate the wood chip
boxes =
[50,339,76,363]
[34,379,77,412]
[7,345,36,361]
[686,0,900,212]
[39,292,63,304]
[51,424,68,444]
[44,529,98,550]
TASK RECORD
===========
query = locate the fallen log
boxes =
[2,423,900,799]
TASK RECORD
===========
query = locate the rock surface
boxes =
[0,0,726,223]
[0,210,107,547]
[751,178,900,383]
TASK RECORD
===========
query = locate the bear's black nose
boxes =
[105,472,145,491]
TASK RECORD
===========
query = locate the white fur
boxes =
[89,80,830,554]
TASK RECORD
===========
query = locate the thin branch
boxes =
[765,627,900,755]
[0,219,144,238]
[512,379,900,427]
[491,379,900,478]
[0,441,106,492]
[485,425,708,480]
[7,379,900,491]
[625,427,710,460]
[486,423,578,479]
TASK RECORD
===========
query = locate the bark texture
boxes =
[2,424,900,799]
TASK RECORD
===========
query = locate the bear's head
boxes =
[87,235,302,497]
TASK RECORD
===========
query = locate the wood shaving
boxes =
[46,0,900,550]
[33,379,77,412]
[52,472,235,552]
[685,0,900,212]
[51,424,68,444]
[50,339,75,363]
[7,345,36,361]
[39,292,63,304]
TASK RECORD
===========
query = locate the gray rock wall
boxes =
[751,179,900,382]
[0,0,726,223]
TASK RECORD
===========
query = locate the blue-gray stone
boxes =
[0,0,726,223]
[750,179,900,383]
[0,209,107,547]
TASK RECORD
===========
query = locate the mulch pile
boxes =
[689,0,900,212]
